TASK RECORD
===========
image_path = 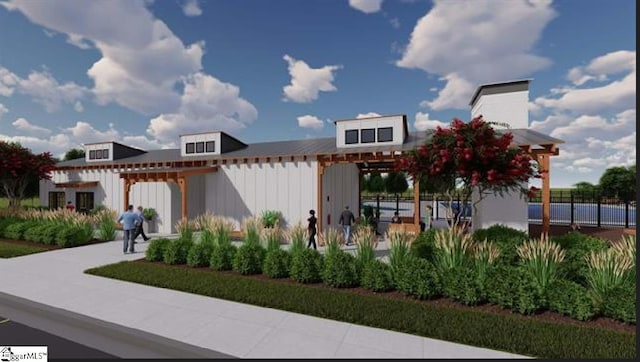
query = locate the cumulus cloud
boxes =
[0,103,8,120]
[349,0,384,14]
[356,112,381,119]
[12,117,52,137]
[414,112,447,131]
[282,55,342,103]
[147,72,258,143]
[397,0,556,110]
[0,66,19,96]
[297,115,324,130]
[181,0,202,17]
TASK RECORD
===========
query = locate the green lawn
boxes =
[0,197,40,209]
[0,241,49,258]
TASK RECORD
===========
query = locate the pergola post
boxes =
[123,179,134,210]
[537,153,551,235]
[413,178,420,227]
[317,161,325,235]
[178,176,188,221]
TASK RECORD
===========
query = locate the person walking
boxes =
[65,201,75,212]
[307,209,317,249]
[424,205,433,230]
[133,206,151,242]
[117,205,142,254]
[339,205,355,246]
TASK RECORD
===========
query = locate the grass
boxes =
[0,197,40,209]
[0,240,49,258]
[86,260,636,359]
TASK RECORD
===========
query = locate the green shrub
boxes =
[395,256,441,300]
[209,242,237,271]
[39,224,59,245]
[0,217,20,236]
[4,221,34,240]
[410,229,437,261]
[361,260,394,292]
[23,224,45,243]
[186,241,215,267]
[145,238,172,262]
[473,224,528,265]
[552,232,608,285]
[97,214,118,241]
[440,266,485,306]
[602,278,636,324]
[163,237,194,265]
[290,248,323,284]
[485,265,544,315]
[389,231,413,284]
[260,210,282,228]
[56,224,92,247]
[233,243,266,275]
[322,251,359,288]
[263,248,291,279]
[546,279,595,321]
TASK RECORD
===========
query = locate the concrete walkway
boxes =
[0,237,528,359]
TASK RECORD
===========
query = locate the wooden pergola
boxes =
[119,167,217,220]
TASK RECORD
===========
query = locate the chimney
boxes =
[469,79,530,129]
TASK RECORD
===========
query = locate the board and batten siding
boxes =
[321,163,360,232]
[39,169,122,212]
[129,181,176,234]
[205,158,318,230]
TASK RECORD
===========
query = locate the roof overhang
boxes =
[54,181,99,189]
[118,167,218,182]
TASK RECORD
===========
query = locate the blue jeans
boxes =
[343,225,351,244]
[123,229,135,253]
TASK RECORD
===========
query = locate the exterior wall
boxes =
[471,189,528,232]
[205,158,318,230]
[321,163,360,232]
[471,90,529,129]
[180,132,221,157]
[85,143,114,162]
[40,169,121,211]
[336,115,405,148]
[187,174,206,219]
[129,181,176,234]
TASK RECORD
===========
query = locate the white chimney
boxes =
[469,79,530,129]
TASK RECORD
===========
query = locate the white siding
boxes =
[180,133,221,157]
[472,189,528,232]
[186,174,206,219]
[130,181,175,234]
[85,143,114,162]
[205,158,317,230]
[321,163,360,231]
[336,115,405,148]
[471,90,529,129]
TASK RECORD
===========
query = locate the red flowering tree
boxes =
[0,141,56,209]
[396,116,540,228]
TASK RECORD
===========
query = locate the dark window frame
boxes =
[76,192,95,214]
[196,141,205,153]
[361,128,376,143]
[377,127,393,142]
[89,150,96,160]
[49,191,65,209]
[345,129,359,144]
[95,149,103,159]
[102,148,109,159]
[205,141,215,153]
[185,142,195,154]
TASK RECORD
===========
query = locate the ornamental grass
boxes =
[286,222,308,255]
[433,228,473,271]
[585,246,634,309]
[516,234,565,294]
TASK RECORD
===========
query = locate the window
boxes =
[95,149,103,159]
[361,128,375,143]
[102,148,109,159]
[377,127,393,142]
[76,192,94,213]
[49,192,65,209]
[185,142,195,154]
[89,150,96,160]
[345,129,359,144]
[196,141,205,153]
[206,141,215,153]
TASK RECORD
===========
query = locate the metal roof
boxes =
[55,128,563,168]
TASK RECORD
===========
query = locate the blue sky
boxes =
[0,0,635,187]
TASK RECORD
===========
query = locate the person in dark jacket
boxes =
[339,205,355,245]
[307,209,317,249]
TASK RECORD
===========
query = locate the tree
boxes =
[573,181,599,195]
[598,164,635,202]
[367,173,385,193]
[0,141,56,209]
[63,148,85,161]
[396,116,539,228]
[384,172,409,195]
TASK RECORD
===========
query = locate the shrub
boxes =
[473,224,528,265]
[261,226,282,252]
[96,209,118,241]
[23,224,45,243]
[56,223,92,247]
[516,235,565,296]
[186,241,215,267]
[361,259,394,292]
[233,243,266,275]
[209,241,237,271]
[39,223,59,245]
[263,248,291,279]
[287,223,308,256]
[552,232,608,285]
[585,248,634,310]
[546,279,595,321]
[242,216,263,245]
[485,265,544,315]
[441,266,485,306]
[395,256,441,300]
[290,248,323,284]
[388,230,413,283]
[433,228,473,272]
[322,251,359,288]
[319,227,343,256]
[145,238,172,262]
[175,219,195,243]
[260,210,282,228]
[4,221,34,240]
[353,227,377,278]
[0,217,20,236]
[410,228,436,261]
[163,237,194,265]
[602,278,636,324]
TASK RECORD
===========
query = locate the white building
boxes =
[40,80,563,234]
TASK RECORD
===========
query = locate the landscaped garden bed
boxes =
[84,214,636,359]
[0,239,51,258]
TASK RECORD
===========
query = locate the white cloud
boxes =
[148,72,258,143]
[282,55,342,103]
[397,0,556,110]
[74,101,84,112]
[0,66,19,96]
[12,117,52,137]
[414,112,447,131]
[182,0,202,17]
[297,115,324,130]
[0,103,8,120]
[356,112,381,119]
[349,0,384,14]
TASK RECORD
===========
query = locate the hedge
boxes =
[85,261,635,359]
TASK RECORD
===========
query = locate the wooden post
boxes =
[317,162,324,235]
[537,154,551,235]
[123,179,133,210]
[413,178,420,227]
[178,176,188,221]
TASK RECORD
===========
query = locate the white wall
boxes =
[472,189,528,232]
[471,90,529,129]
[336,115,405,148]
[129,181,176,234]
[205,158,318,230]
[40,169,121,211]
[187,174,206,219]
[180,132,221,157]
[85,143,114,162]
[322,163,360,232]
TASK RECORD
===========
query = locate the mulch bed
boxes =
[136,259,636,335]
[529,224,630,243]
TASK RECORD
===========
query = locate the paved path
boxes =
[0,236,527,359]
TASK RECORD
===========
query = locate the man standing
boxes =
[133,206,151,242]
[307,209,317,250]
[339,205,355,246]
[117,205,142,254]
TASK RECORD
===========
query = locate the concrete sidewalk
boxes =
[0,238,528,359]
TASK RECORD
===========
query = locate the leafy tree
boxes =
[63,148,85,161]
[573,181,599,195]
[396,116,539,228]
[598,165,635,202]
[367,173,385,193]
[0,141,56,209]
[384,172,409,194]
